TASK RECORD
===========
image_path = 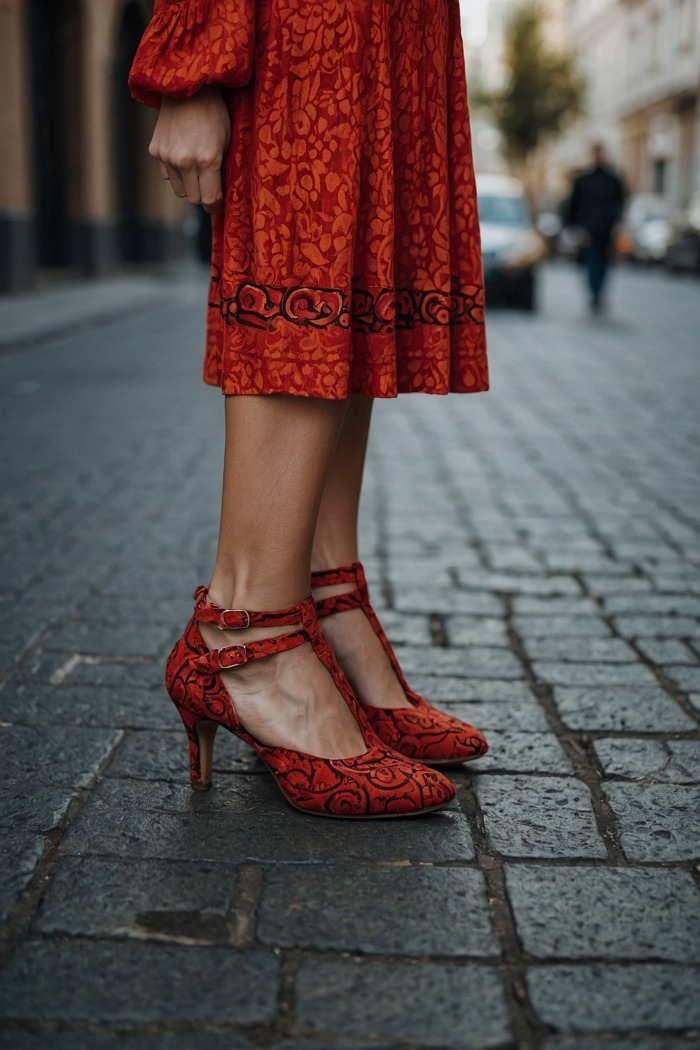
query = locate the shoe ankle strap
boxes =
[311,562,370,619]
[194,625,311,672]
[194,586,308,630]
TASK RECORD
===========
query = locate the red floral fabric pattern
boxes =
[130,0,488,399]
[165,591,456,817]
[313,562,489,764]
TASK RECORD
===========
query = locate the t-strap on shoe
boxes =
[312,563,488,765]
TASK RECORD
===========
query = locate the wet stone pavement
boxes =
[0,261,699,1049]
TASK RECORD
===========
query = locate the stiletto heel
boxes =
[175,707,219,791]
[165,588,455,818]
[312,562,489,765]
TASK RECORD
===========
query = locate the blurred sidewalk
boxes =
[0,266,207,350]
[0,261,698,1049]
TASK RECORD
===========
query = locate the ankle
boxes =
[206,576,310,615]
[311,581,354,600]
[310,550,358,575]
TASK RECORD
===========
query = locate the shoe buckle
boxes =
[217,644,250,668]
[221,609,251,629]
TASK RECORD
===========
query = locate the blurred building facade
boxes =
[465,0,699,213]
[550,0,700,207]
[1,0,185,295]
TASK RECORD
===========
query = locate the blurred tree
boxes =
[476,1,585,175]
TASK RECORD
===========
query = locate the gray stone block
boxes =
[408,677,537,703]
[594,739,700,784]
[444,700,550,732]
[552,686,695,731]
[649,573,700,596]
[528,964,700,1030]
[270,1043,400,1050]
[542,553,630,573]
[0,835,44,923]
[393,588,502,615]
[456,571,582,596]
[545,1038,697,1050]
[376,610,432,645]
[0,1039,250,1050]
[42,619,175,659]
[78,594,192,627]
[0,681,175,730]
[473,731,573,774]
[512,596,598,615]
[667,666,700,694]
[523,637,636,663]
[474,776,606,858]
[506,865,700,961]
[398,646,523,679]
[33,856,236,939]
[0,724,120,791]
[295,958,511,1047]
[581,574,654,595]
[614,616,699,638]
[532,662,658,687]
[445,616,509,647]
[0,941,280,1025]
[604,783,700,861]
[61,777,475,864]
[106,728,257,780]
[485,546,543,572]
[514,615,613,638]
[16,653,165,689]
[604,595,700,616]
[1,779,90,835]
[258,864,497,957]
[635,639,698,664]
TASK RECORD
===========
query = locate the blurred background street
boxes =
[1,0,700,1046]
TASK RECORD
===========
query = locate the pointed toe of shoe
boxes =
[364,703,488,765]
[263,744,455,818]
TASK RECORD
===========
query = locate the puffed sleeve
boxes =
[128,0,255,108]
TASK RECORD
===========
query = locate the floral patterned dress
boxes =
[129,0,488,399]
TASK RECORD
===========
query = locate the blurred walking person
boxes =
[565,143,626,314]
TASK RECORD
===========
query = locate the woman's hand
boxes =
[149,87,231,213]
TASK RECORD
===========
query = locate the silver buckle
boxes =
[222,609,251,629]
[219,644,249,668]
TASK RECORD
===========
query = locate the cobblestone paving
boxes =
[0,262,699,1049]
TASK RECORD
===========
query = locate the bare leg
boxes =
[311,395,410,709]
[200,394,366,758]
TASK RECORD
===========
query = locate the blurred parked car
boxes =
[665,192,700,274]
[623,193,672,264]
[535,210,563,256]
[477,174,548,311]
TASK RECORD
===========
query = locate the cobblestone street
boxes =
[0,260,699,1049]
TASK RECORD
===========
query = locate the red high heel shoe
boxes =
[311,563,488,765]
[164,587,456,818]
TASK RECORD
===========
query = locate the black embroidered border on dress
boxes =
[211,279,484,334]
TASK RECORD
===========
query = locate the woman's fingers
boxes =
[163,163,188,198]
[198,165,224,214]
[163,161,223,211]
[179,166,203,204]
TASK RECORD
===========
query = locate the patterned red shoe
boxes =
[312,563,488,766]
[164,587,456,819]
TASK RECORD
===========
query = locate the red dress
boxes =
[129,0,488,399]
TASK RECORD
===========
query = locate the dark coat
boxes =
[566,165,625,250]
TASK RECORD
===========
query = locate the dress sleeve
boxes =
[128,0,255,108]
